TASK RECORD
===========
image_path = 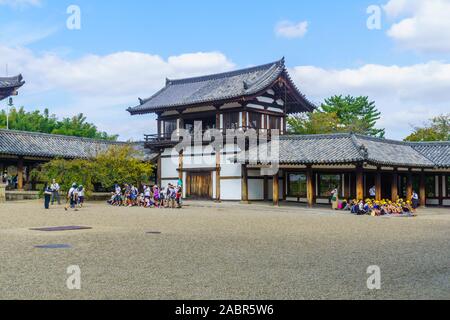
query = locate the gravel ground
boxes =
[0,200,449,300]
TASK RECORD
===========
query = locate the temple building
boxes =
[0,75,24,101]
[0,129,129,192]
[129,58,450,207]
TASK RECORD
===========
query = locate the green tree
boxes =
[287,112,343,135]
[405,114,450,142]
[288,95,385,137]
[31,145,153,195]
[0,107,118,140]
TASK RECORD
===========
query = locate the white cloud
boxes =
[0,47,235,140]
[0,0,41,8]
[384,0,450,53]
[289,61,450,139]
[275,20,308,39]
[0,22,57,46]
[1,43,448,141]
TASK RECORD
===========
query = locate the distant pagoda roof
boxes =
[0,75,25,101]
[127,58,315,115]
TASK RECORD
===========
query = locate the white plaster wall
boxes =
[248,179,264,200]
[221,179,241,200]
[161,157,179,179]
[426,199,439,205]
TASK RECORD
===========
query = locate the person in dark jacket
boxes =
[43,183,53,209]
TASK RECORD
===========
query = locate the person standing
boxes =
[411,190,419,211]
[43,183,53,209]
[77,185,85,208]
[330,187,339,210]
[369,185,376,199]
[65,183,77,211]
[50,179,61,205]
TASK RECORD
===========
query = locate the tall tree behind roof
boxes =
[288,95,385,138]
[405,114,450,142]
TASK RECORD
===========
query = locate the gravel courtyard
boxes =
[0,200,448,300]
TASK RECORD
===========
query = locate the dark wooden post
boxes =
[438,174,443,206]
[419,172,426,207]
[157,154,162,186]
[215,110,221,202]
[157,114,162,138]
[282,171,287,201]
[241,164,249,203]
[356,165,364,201]
[17,157,24,190]
[375,168,382,201]
[306,166,315,207]
[406,170,413,201]
[263,176,268,201]
[273,173,279,206]
[391,170,399,202]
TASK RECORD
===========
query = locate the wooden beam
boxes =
[306,166,315,207]
[420,172,426,207]
[391,171,399,202]
[273,173,279,206]
[17,157,24,190]
[356,165,364,201]
[241,164,249,203]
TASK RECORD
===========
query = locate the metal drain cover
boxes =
[30,226,92,232]
[34,244,72,249]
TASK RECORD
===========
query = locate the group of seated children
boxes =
[107,183,182,208]
[338,198,416,216]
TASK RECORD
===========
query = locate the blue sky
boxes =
[1,0,449,140]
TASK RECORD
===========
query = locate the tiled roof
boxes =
[238,133,450,168]
[410,142,450,168]
[0,75,25,100]
[127,58,315,114]
[0,129,127,159]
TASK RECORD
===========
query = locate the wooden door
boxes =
[187,172,212,199]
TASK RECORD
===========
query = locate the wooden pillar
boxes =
[375,169,382,201]
[438,174,443,206]
[241,164,249,203]
[356,165,364,201]
[17,157,24,190]
[306,166,315,207]
[157,118,162,138]
[215,111,221,202]
[282,171,287,201]
[391,171,399,202]
[178,151,183,181]
[273,172,279,206]
[406,170,413,201]
[419,172,426,207]
[157,154,162,186]
[242,111,247,130]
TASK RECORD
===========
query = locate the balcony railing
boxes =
[144,128,281,149]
